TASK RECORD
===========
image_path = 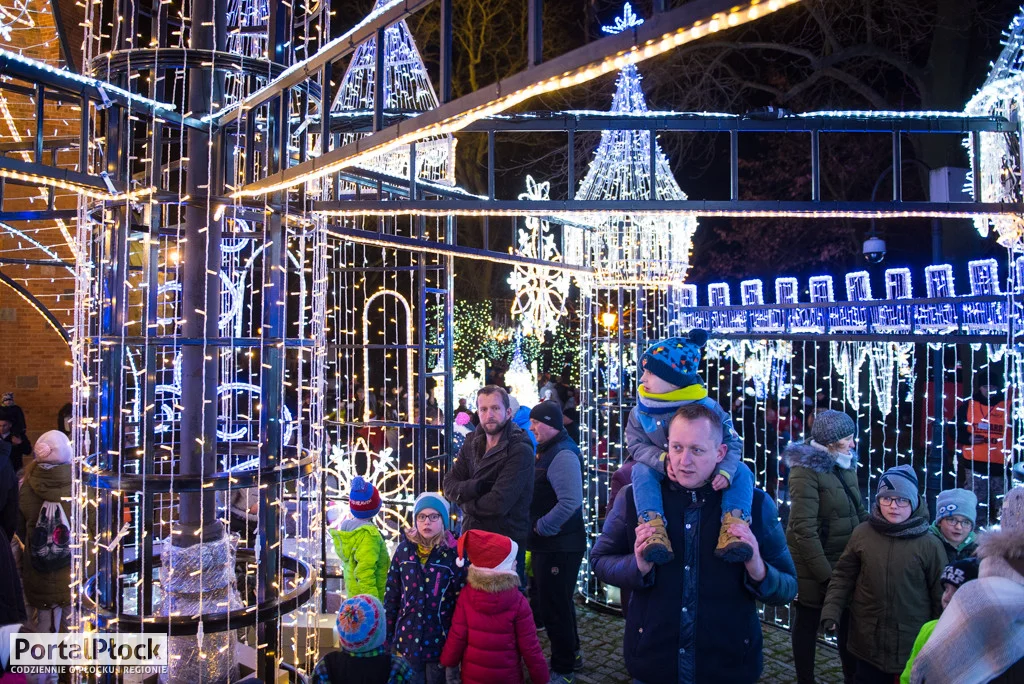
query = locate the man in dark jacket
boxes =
[444,385,535,587]
[528,400,586,684]
[591,403,797,684]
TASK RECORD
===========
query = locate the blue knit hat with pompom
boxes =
[640,329,709,389]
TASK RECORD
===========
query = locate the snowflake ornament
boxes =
[508,176,572,337]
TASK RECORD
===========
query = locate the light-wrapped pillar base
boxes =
[157,531,244,683]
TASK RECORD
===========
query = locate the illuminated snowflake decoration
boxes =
[964,8,1024,251]
[325,440,414,548]
[508,175,571,337]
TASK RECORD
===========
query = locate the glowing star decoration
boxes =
[508,176,571,337]
[964,8,1024,250]
[326,441,414,549]
[565,3,699,289]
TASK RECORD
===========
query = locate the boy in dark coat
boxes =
[384,493,465,684]
[821,465,947,683]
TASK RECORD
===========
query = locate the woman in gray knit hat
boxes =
[784,409,867,684]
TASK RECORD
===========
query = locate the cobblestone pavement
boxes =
[536,602,845,683]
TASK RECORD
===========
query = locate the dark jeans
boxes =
[532,549,583,674]
[791,600,855,684]
[515,542,527,590]
[412,662,445,684]
[853,657,897,684]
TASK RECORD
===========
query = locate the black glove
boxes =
[821,619,838,635]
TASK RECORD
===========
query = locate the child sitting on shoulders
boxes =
[330,477,390,601]
[627,330,754,563]
[384,492,465,684]
[440,530,548,684]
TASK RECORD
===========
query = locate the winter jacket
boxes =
[329,522,389,602]
[383,529,465,668]
[590,481,797,684]
[443,420,535,545]
[900,620,937,684]
[17,460,72,608]
[312,648,415,684]
[910,513,1024,684]
[784,441,868,607]
[439,566,548,684]
[928,524,978,564]
[626,391,743,482]
[0,527,26,627]
[821,504,947,674]
[528,427,585,553]
[0,442,16,540]
[1,432,30,475]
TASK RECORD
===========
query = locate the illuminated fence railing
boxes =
[674,262,1021,340]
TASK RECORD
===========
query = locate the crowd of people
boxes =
[317,331,1024,684]
[0,395,76,684]
[1,329,1022,684]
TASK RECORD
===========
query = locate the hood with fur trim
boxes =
[976,524,1024,562]
[783,441,844,473]
[466,565,520,593]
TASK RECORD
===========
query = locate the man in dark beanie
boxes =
[528,400,585,684]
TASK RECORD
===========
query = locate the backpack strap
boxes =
[833,466,862,518]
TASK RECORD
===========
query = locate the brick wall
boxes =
[0,0,76,442]
[0,286,72,440]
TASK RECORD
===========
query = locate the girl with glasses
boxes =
[384,492,465,684]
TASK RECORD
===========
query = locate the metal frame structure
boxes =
[3,0,1024,677]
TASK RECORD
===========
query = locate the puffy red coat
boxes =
[439,566,548,684]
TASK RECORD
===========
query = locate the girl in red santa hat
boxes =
[440,530,549,684]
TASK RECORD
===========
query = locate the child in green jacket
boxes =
[330,477,390,601]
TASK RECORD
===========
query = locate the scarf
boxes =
[636,384,708,413]
[808,440,854,470]
[868,505,930,538]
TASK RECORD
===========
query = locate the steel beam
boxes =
[236,0,803,197]
[312,199,1024,218]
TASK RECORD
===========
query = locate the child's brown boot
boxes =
[715,511,753,562]
[638,515,674,564]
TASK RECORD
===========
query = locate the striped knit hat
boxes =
[335,594,386,653]
[349,476,381,519]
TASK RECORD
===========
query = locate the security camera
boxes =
[863,236,886,264]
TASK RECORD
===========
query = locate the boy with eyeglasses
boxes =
[929,488,979,563]
[821,465,947,684]
[384,492,466,684]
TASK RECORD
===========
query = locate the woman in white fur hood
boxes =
[910,486,1024,683]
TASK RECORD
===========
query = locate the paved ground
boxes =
[536,602,845,683]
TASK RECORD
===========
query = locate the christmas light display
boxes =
[965,11,1024,250]
[568,3,698,288]
[3,0,1024,662]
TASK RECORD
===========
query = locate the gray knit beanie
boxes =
[935,488,978,526]
[810,410,856,447]
[876,465,920,509]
